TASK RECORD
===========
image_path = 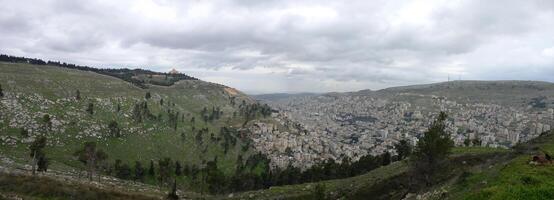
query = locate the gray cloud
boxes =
[0,0,552,93]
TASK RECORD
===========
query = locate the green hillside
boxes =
[0,62,269,192]
[223,130,553,200]
[219,147,509,200]
[373,80,554,107]
[446,131,554,200]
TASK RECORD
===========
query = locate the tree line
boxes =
[0,54,197,88]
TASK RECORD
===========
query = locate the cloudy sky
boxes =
[1,0,553,94]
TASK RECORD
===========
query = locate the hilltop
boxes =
[252,93,319,102]
[362,80,554,106]
[0,54,198,88]
[0,60,278,196]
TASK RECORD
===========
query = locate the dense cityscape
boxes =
[249,84,553,168]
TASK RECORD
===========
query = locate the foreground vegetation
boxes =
[0,173,158,200]
[446,131,554,200]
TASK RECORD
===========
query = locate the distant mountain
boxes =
[374,80,554,106]
[259,80,554,108]
[252,92,319,102]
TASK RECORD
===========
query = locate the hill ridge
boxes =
[0,54,198,88]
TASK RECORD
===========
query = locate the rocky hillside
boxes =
[0,61,275,194]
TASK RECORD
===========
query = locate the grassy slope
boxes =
[0,62,262,190]
[447,131,554,200]
[0,172,159,200]
[451,147,510,155]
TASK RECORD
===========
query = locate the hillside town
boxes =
[248,93,553,169]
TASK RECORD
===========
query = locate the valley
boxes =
[251,81,554,168]
[1,59,553,200]
[2,1,553,199]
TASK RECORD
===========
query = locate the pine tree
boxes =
[0,83,4,98]
[42,114,52,131]
[86,102,94,115]
[158,158,172,185]
[412,112,454,185]
[394,139,412,160]
[175,161,182,176]
[463,138,471,146]
[149,160,155,176]
[75,89,81,100]
[29,136,47,175]
[108,120,120,137]
[145,92,151,99]
[134,161,145,182]
[20,128,29,138]
[116,163,132,180]
[74,142,108,181]
[37,155,49,172]
[382,152,392,166]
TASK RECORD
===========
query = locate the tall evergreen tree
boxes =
[0,83,4,97]
[412,112,454,185]
[108,120,120,137]
[394,139,412,160]
[158,158,172,185]
[149,160,156,176]
[20,128,29,138]
[86,102,94,115]
[75,89,81,100]
[37,155,49,172]
[175,161,182,176]
[116,163,132,180]
[29,136,47,175]
[382,152,392,166]
[463,138,471,146]
[74,142,108,181]
[134,161,145,182]
[42,114,52,131]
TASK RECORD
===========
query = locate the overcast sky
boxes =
[1,0,553,94]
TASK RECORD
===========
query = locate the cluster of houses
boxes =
[247,93,553,169]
